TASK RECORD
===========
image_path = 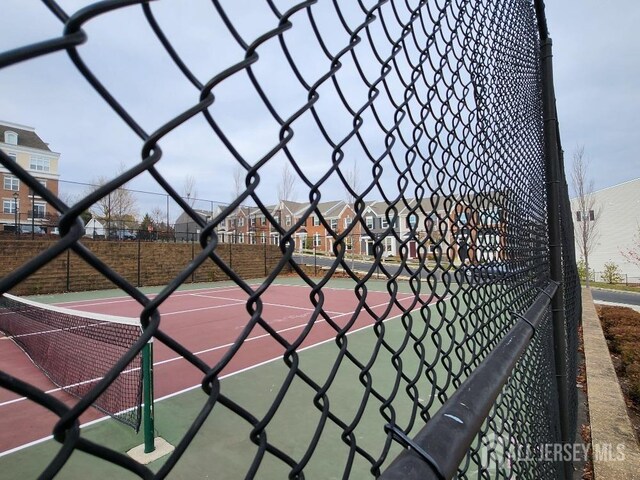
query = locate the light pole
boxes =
[31,189,35,239]
[13,191,18,235]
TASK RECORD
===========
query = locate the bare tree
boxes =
[150,206,166,226]
[232,165,244,202]
[621,226,640,269]
[571,146,601,287]
[57,190,77,207]
[277,163,297,202]
[183,175,197,207]
[344,159,360,205]
[89,164,138,231]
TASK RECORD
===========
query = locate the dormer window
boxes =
[4,131,18,145]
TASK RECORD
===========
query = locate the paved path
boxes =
[591,288,640,312]
[591,288,640,306]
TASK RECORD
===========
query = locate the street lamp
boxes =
[31,189,35,239]
[12,191,18,235]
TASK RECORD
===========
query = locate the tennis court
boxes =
[0,277,468,478]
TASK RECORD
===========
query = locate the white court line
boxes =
[51,286,251,309]
[188,293,347,316]
[0,296,406,409]
[0,293,450,457]
[161,301,246,316]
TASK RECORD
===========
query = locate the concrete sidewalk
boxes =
[582,288,640,479]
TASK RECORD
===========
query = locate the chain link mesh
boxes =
[0,1,578,478]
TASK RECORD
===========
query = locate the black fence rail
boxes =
[0,1,579,479]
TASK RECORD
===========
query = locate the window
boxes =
[313,233,321,247]
[285,215,292,226]
[238,217,245,227]
[4,131,18,145]
[343,216,351,228]
[261,217,266,225]
[6,153,16,162]
[3,176,19,191]
[589,210,594,221]
[330,218,338,230]
[3,199,18,214]
[250,233,256,244]
[230,219,236,227]
[261,233,266,244]
[32,202,46,219]
[238,233,244,243]
[407,214,418,228]
[366,216,374,228]
[30,155,50,172]
[575,211,581,222]
[381,218,388,229]
[312,215,320,226]
[250,217,256,226]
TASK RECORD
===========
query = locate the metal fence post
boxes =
[137,235,141,287]
[540,34,572,480]
[66,249,71,291]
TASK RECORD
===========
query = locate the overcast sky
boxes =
[545,1,640,192]
[1,1,638,218]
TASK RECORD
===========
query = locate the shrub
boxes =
[602,261,623,284]
[577,258,594,282]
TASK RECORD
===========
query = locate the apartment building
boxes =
[0,121,60,233]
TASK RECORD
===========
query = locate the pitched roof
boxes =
[272,200,309,216]
[315,200,344,217]
[0,122,51,152]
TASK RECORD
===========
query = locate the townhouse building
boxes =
[358,201,398,257]
[178,193,505,265]
[0,121,60,233]
[269,200,307,248]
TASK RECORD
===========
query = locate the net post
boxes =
[142,341,155,453]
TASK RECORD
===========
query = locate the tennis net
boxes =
[0,294,144,430]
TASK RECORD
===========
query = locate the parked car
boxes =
[108,230,137,240]
[17,225,46,235]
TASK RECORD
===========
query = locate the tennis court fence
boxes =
[0,1,580,478]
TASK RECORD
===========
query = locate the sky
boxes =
[1,0,638,219]
[545,1,640,192]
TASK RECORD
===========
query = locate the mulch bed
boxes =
[596,305,640,443]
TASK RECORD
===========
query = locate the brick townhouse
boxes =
[177,194,505,264]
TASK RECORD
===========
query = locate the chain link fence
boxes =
[0,1,579,478]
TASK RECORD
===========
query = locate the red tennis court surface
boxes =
[0,282,440,455]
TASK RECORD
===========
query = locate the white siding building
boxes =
[570,178,640,281]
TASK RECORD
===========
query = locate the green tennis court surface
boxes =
[0,277,513,478]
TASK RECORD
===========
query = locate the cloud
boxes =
[1,1,636,225]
